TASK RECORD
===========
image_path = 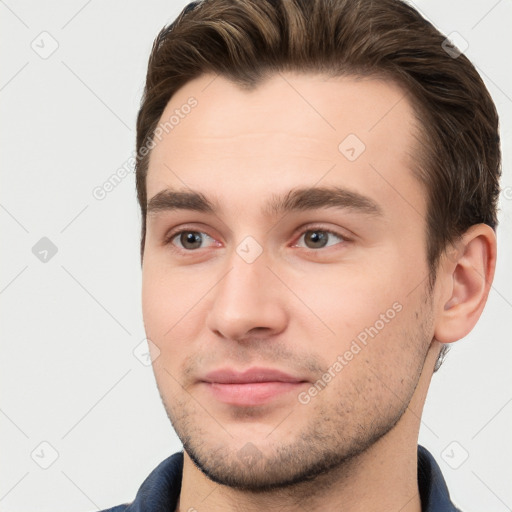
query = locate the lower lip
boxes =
[203,381,306,406]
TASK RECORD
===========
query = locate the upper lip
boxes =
[201,367,307,384]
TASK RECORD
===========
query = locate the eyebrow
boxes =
[147,186,382,217]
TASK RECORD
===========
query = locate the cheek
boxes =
[287,261,405,340]
[316,301,428,419]
[142,260,201,335]
[141,265,170,338]
[287,260,425,392]
[142,261,212,374]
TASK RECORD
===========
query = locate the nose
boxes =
[206,250,288,342]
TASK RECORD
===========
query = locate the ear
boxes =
[434,224,497,344]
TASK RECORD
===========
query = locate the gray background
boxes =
[1,0,511,510]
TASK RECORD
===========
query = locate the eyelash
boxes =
[163,225,349,254]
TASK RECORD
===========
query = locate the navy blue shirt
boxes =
[100,445,461,511]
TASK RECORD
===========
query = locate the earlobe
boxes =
[434,224,497,344]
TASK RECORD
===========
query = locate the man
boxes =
[101,0,500,510]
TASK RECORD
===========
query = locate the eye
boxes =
[167,230,217,251]
[295,228,346,249]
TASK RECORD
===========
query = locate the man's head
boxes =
[136,0,499,494]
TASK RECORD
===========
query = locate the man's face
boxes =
[142,73,437,489]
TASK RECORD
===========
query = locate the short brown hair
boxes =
[135,0,501,367]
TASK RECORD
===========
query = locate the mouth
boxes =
[200,367,309,406]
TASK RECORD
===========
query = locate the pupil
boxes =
[306,230,327,248]
[182,231,201,249]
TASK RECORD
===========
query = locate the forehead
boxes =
[146,72,426,223]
